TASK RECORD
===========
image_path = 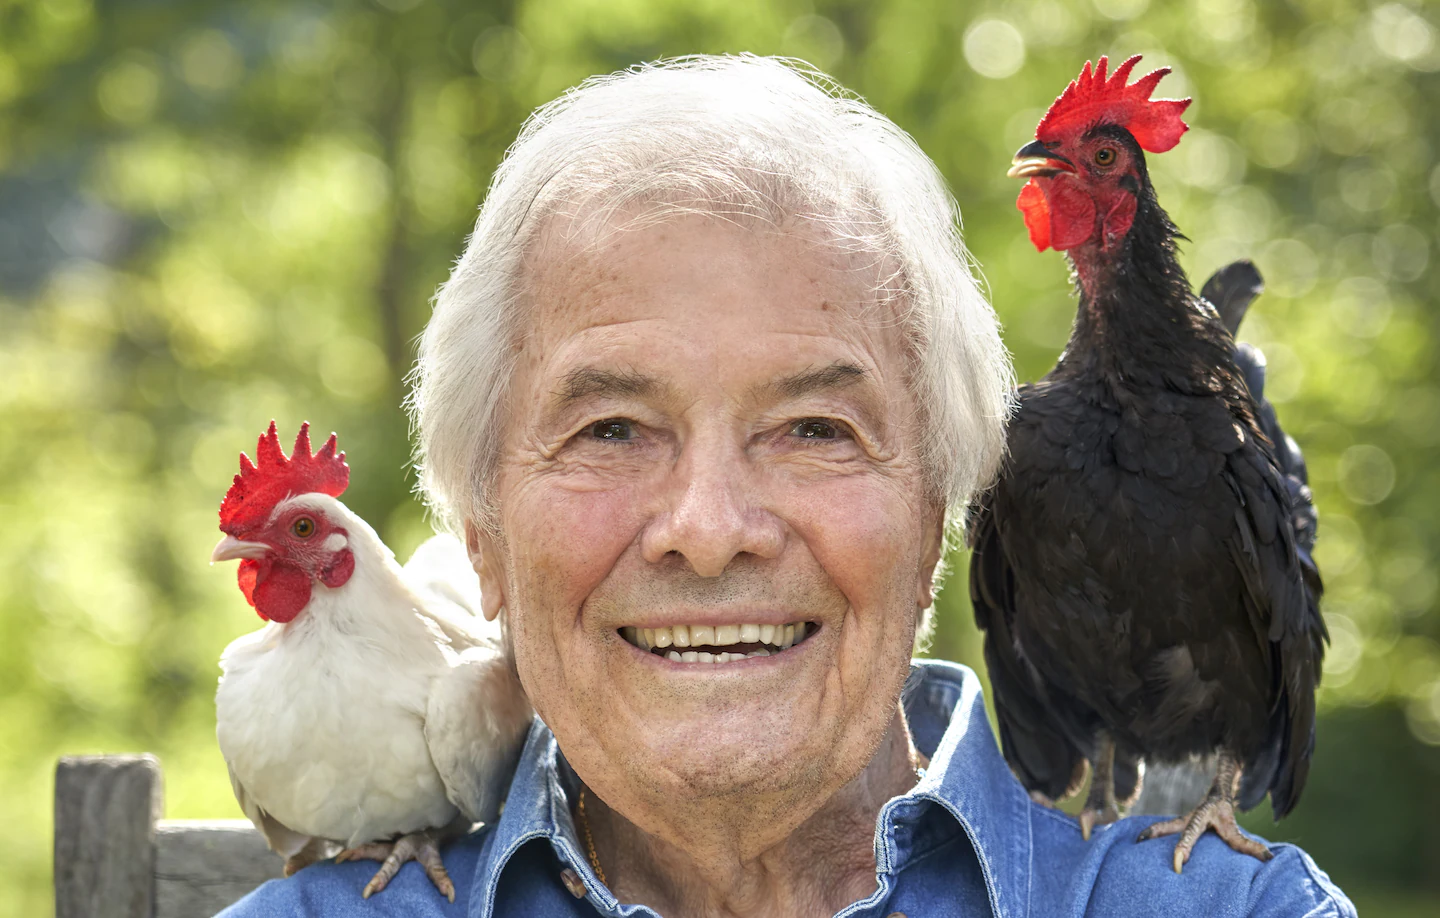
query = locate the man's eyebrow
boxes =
[765,362,869,401]
[554,367,663,405]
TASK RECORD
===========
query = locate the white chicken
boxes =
[211,421,533,900]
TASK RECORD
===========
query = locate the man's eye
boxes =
[588,418,635,440]
[790,419,842,440]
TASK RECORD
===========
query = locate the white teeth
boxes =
[659,646,780,664]
[626,621,811,659]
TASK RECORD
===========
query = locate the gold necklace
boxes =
[576,787,607,886]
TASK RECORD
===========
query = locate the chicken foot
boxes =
[1079,734,1121,840]
[336,817,470,902]
[282,837,335,877]
[1136,752,1272,873]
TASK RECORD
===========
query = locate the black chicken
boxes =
[968,57,1327,872]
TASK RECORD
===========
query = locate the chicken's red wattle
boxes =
[1017,178,1103,253]
[1017,179,1051,251]
[251,561,313,623]
[238,559,260,608]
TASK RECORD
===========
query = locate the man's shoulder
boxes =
[1027,805,1356,917]
[216,828,494,918]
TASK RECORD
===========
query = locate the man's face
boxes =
[476,213,942,838]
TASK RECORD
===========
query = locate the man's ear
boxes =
[916,509,946,610]
[466,521,508,622]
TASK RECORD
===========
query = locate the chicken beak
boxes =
[211,535,271,563]
[1007,140,1075,178]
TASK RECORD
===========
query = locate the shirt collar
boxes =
[470,660,1033,918]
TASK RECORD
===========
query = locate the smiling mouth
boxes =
[620,622,814,664]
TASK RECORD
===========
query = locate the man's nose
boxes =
[639,439,786,577]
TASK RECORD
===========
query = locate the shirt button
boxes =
[886,913,908,918]
[560,868,587,898]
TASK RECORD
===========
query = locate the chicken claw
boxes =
[1078,799,1121,842]
[337,829,456,902]
[1136,753,1271,873]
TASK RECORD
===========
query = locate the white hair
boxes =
[410,54,1013,558]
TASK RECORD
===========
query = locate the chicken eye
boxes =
[292,517,316,538]
[1094,147,1116,166]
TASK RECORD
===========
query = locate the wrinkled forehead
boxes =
[519,205,912,344]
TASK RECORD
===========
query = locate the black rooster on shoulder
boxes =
[968,56,1327,873]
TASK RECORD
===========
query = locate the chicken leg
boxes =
[282,837,334,877]
[1079,734,1121,840]
[1136,752,1272,873]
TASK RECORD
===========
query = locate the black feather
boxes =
[1201,259,1264,337]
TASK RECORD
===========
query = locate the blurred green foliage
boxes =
[2,0,1437,912]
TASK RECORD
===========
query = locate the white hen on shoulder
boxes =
[212,422,532,901]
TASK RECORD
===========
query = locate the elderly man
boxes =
[221,56,1352,917]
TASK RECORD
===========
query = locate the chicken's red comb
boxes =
[219,421,349,532]
[1035,55,1191,154]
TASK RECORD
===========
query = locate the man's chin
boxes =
[596,674,835,787]
[629,722,831,798]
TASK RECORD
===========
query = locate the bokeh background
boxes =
[3,0,1437,913]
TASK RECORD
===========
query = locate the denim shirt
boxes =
[219,660,1354,917]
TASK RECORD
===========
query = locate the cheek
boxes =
[782,474,924,644]
[501,478,646,672]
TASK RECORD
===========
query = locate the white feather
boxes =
[215,497,532,855]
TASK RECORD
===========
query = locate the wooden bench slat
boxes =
[155,821,283,918]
